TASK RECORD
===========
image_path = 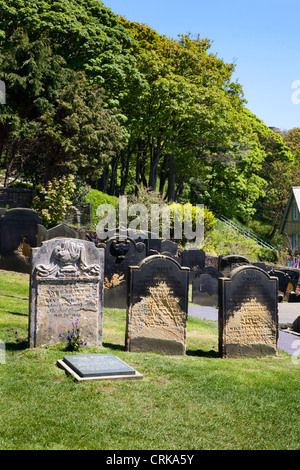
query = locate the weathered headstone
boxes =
[126,255,189,355]
[37,223,86,246]
[280,268,300,291]
[160,240,179,259]
[219,255,250,275]
[101,235,147,309]
[29,238,104,348]
[181,248,205,283]
[192,267,224,307]
[57,354,142,381]
[288,291,300,303]
[0,208,41,256]
[268,269,291,296]
[218,265,278,358]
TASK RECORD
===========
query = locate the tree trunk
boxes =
[109,154,121,196]
[167,154,176,202]
[98,164,109,193]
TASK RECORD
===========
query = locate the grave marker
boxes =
[218,265,278,358]
[0,208,41,256]
[101,235,146,309]
[29,238,104,348]
[192,267,224,307]
[126,255,189,355]
[57,354,143,381]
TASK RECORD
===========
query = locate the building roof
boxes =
[279,187,300,234]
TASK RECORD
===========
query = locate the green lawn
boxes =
[0,269,299,450]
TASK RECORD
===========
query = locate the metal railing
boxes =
[218,215,276,251]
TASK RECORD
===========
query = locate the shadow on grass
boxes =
[102,342,125,352]
[5,339,29,351]
[186,348,219,358]
[7,311,28,317]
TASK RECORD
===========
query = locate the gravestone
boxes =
[126,255,189,355]
[0,208,41,256]
[268,269,291,296]
[101,235,147,309]
[37,223,86,246]
[288,291,300,303]
[218,265,278,358]
[99,228,162,256]
[181,248,205,283]
[57,354,142,381]
[160,240,179,259]
[29,238,104,348]
[219,255,250,275]
[280,268,300,291]
[292,316,300,333]
[192,267,224,307]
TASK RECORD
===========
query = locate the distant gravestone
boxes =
[192,267,224,307]
[126,255,189,355]
[268,269,291,295]
[280,268,300,291]
[160,240,179,258]
[288,292,300,303]
[0,208,41,256]
[101,236,147,309]
[29,238,104,348]
[219,255,250,275]
[218,265,278,358]
[37,223,86,246]
[181,248,205,283]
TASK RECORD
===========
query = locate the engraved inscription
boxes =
[219,266,278,357]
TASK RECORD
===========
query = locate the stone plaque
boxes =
[126,255,189,355]
[29,238,104,348]
[57,354,142,381]
[218,265,278,358]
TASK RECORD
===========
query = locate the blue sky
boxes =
[103,0,300,131]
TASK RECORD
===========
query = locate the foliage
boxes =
[32,174,76,228]
[0,29,125,185]
[85,188,118,228]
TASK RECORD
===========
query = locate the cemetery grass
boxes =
[0,271,299,450]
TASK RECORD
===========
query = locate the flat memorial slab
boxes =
[57,354,143,382]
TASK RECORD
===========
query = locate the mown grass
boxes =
[0,269,299,450]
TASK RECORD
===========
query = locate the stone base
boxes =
[127,337,186,355]
[220,343,277,358]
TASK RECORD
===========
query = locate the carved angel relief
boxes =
[35,241,101,278]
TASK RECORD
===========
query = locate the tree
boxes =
[0,30,124,185]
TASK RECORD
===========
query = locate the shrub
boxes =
[84,189,118,228]
[32,175,76,228]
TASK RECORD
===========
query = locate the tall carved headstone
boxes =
[29,238,104,348]
[102,236,147,309]
[126,255,189,355]
[218,265,278,358]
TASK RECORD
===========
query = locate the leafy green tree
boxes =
[0,29,124,185]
